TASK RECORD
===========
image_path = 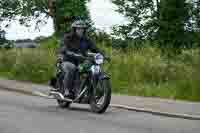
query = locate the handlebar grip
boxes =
[104,56,111,62]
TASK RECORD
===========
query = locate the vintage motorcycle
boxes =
[49,52,111,114]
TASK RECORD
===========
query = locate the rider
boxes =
[56,20,104,99]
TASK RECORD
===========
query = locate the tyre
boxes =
[90,79,111,114]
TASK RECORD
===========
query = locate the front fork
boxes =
[89,67,110,97]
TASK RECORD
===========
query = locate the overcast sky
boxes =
[3,0,125,40]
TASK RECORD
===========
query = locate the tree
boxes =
[0,28,14,49]
[184,0,200,47]
[0,0,49,28]
[0,29,6,46]
[112,0,160,40]
[0,0,92,34]
[112,0,200,52]
[0,29,6,40]
[158,0,188,54]
[53,0,92,34]
[185,0,200,32]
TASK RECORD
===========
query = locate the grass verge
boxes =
[0,41,200,101]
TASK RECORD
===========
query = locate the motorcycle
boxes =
[48,52,111,114]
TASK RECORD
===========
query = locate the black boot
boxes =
[49,78,60,92]
[64,89,75,99]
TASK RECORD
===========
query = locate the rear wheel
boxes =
[57,99,71,108]
[90,79,111,114]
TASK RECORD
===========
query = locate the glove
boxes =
[104,55,111,62]
[57,55,63,63]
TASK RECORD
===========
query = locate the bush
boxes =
[39,36,59,49]
[0,49,17,77]
[0,41,14,49]
[0,48,56,83]
[110,47,200,101]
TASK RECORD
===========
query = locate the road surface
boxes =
[0,89,199,133]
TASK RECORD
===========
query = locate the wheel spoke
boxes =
[94,80,106,105]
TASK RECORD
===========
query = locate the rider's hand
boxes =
[104,55,111,62]
[57,54,63,63]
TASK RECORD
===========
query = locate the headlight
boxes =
[91,65,101,74]
[95,53,104,65]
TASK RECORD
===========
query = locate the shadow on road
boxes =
[37,104,113,116]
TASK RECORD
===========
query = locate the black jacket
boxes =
[58,32,103,65]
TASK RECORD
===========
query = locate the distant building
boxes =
[14,40,37,48]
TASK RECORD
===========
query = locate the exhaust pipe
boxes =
[49,91,73,102]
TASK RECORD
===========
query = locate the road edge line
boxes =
[110,104,200,120]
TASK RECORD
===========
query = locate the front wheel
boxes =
[90,79,112,114]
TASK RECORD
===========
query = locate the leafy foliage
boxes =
[54,0,92,34]
[158,0,188,54]
[1,46,200,101]
[0,29,6,43]
[0,0,92,34]
[0,28,14,49]
[0,0,49,28]
[112,0,159,40]
[112,0,200,52]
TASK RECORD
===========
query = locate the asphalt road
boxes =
[0,90,199,133]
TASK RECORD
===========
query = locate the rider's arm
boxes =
[57,33,76,56]
[88,39,111,61]
[88,39,105,56]
[57,33,70,56]
[58,35,84,61]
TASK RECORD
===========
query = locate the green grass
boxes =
[110,47,200,101]
[0,40,200,101]
[0,48,56,83]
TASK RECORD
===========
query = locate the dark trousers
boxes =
[62,62,77,94]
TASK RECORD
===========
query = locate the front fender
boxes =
[90,72,110,87]
[98,72,110,80]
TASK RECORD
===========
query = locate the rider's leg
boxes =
[49,77,58,91]
[73,68,81,96]
[62,62,76,98]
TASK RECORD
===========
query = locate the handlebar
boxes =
[58,51,111,62]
